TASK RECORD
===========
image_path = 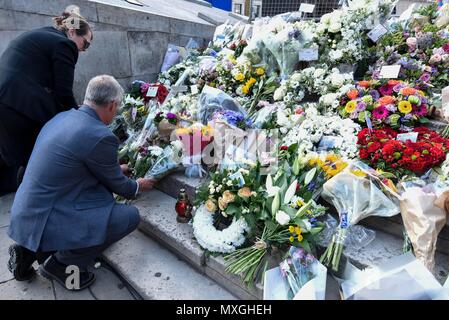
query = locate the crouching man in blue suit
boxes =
[7,75,155,291]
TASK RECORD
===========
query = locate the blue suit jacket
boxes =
[8,106,138,252]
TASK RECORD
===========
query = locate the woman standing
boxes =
[0,10,93,195]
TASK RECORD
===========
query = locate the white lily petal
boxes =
[284,180,298,205]
[304,167,317,186]
[266,175,280,197]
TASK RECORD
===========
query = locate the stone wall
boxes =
[0,0,228,103]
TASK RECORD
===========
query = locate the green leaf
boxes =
[299,240,312,253]
[309,226,324,235]
[265,220,278,233]
[282,205,297,218]
[418,117,430,124]
[226,203,240,216]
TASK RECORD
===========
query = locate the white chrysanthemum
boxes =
[192,205,250,253]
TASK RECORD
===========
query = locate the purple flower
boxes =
[415,105,428,116]
[166,112,176,119]
[370,90,380,100]
[393,83,405,93]
[140,83,150,93]
[356,102,366,112]
[419,73,431,82]
[386,104,397,112]
[349,111,358,119]
[403,113,413,120]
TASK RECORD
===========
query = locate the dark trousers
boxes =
[54,204,140,269]
[0,104,41,194]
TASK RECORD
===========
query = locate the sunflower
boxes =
[398,100,412,114]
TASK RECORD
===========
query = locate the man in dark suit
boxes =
[7,75,155,291]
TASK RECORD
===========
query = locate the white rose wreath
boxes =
[192,205,250,253]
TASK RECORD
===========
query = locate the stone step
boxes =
[361,215,449,256]
[342,226,449,284]
[103,229,236,300]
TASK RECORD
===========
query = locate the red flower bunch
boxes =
[140,83,169,105]
[357,127,449,178]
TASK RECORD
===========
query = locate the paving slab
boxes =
[0,226,14,283]
[0,192,13,228]
[52,279,96,300]
[0,275,55,300]
[103,230,236,300]
[88,265,136,300]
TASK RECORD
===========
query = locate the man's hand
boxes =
[137,178,157,192]
[120,164,133,177]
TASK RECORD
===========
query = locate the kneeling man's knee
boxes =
[128,205,140,230]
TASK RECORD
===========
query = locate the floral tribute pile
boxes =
[110,1,449,296]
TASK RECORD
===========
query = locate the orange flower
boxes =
[378,95,395,106]
[358,80,370,88]
[400,87,417,96]
[347,89,359,100]
[388,80,400,86]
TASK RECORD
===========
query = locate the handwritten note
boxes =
[146,86,159,97]
[368,24,389,42]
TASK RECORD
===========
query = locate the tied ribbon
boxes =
[365,113,373,132]
[340,212,349,229]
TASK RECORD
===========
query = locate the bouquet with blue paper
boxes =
[143,144,183,181]
[264,246,327,300]
[319,161,400,274]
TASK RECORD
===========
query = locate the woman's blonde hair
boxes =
[53,6,92,38]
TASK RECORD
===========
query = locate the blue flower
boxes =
[307,181,316,191]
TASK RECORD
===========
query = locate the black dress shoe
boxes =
[39,256,96,291]
[7,244,37,281]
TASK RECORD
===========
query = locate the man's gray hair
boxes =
[84,75,124,107]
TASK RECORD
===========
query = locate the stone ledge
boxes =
[343,228,449,283]
[156,171,204,200]
[361,215,449,255]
